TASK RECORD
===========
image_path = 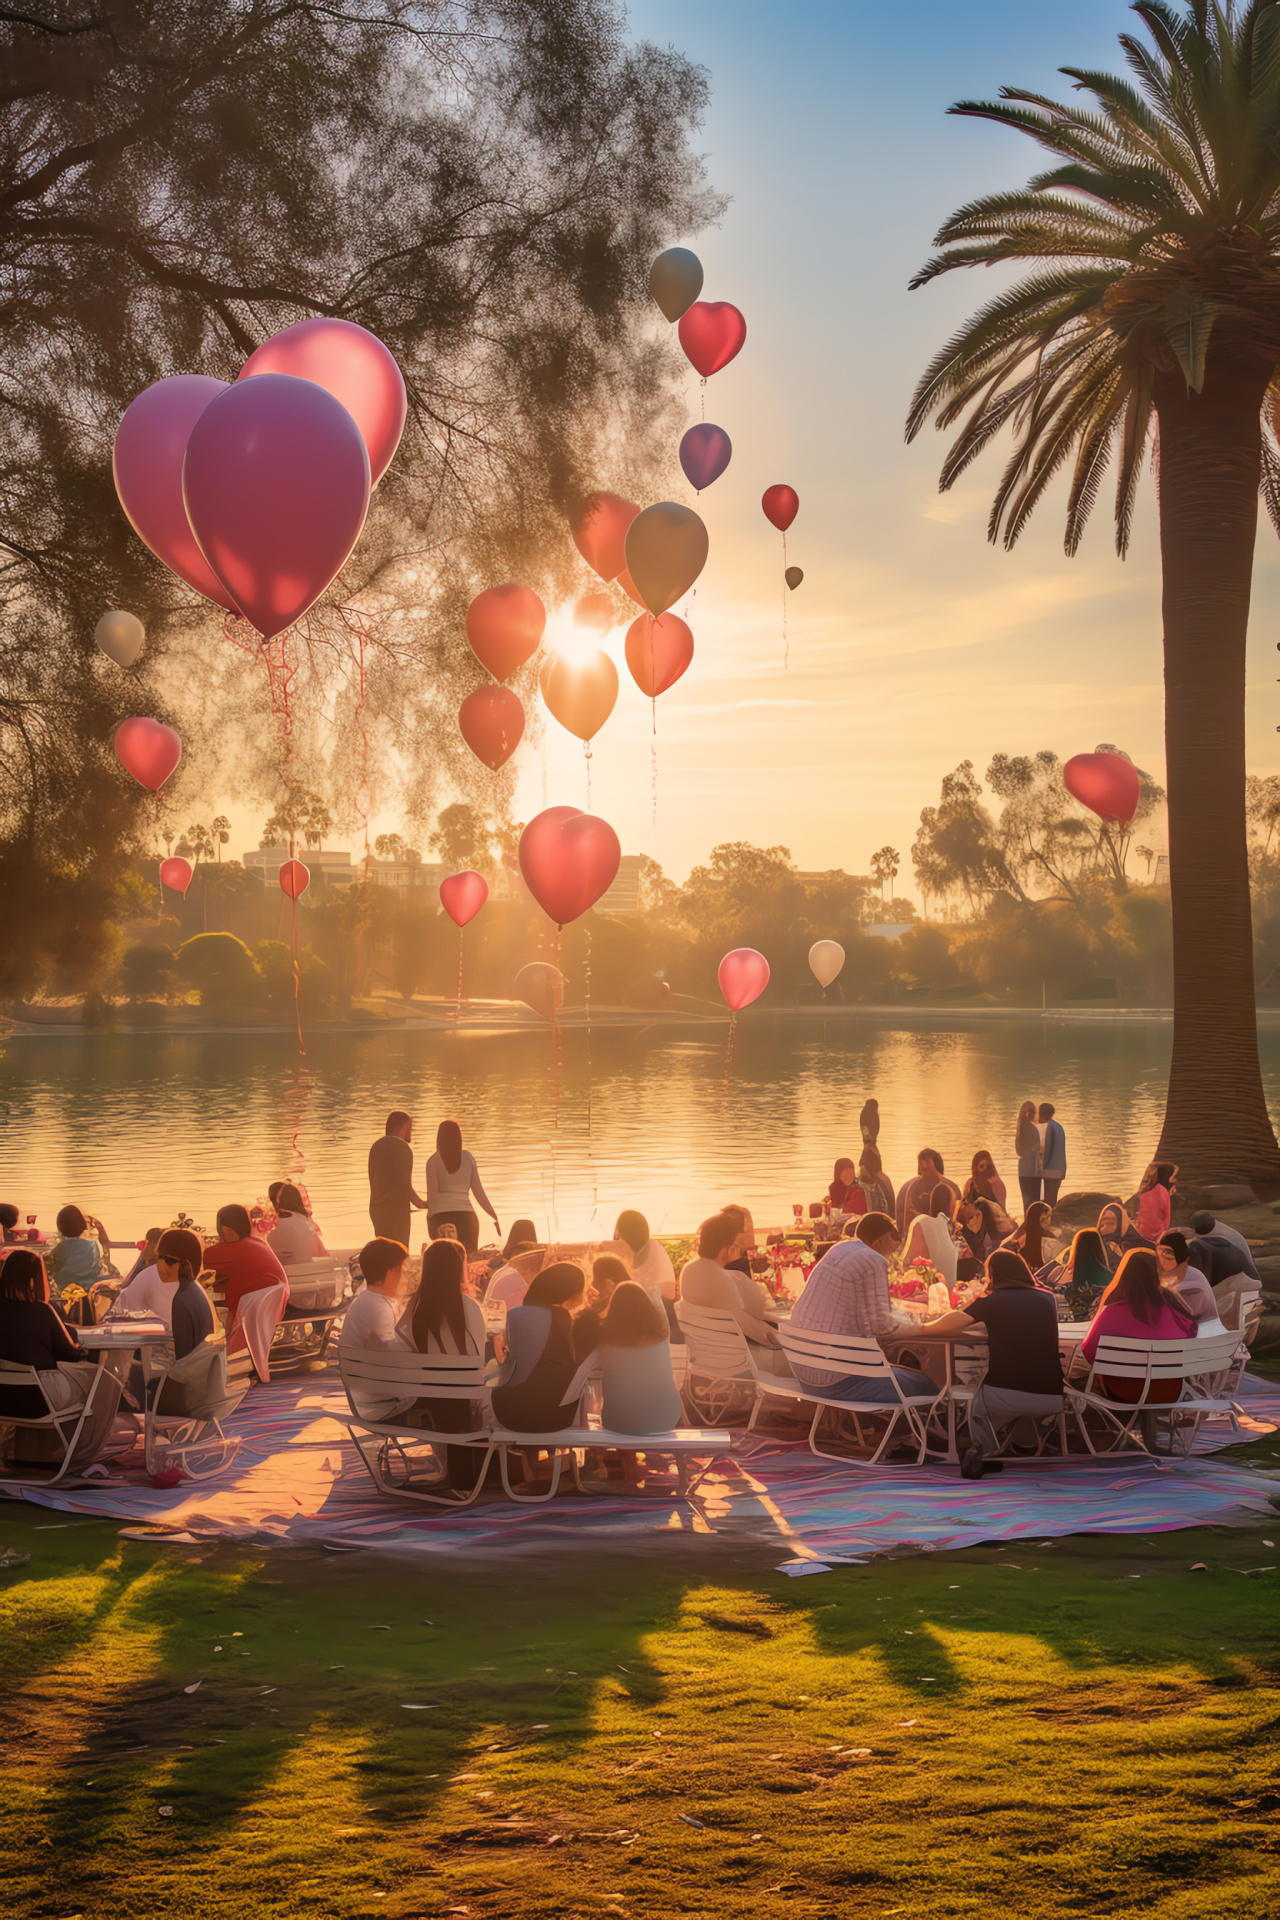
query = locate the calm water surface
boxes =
[3,1017,1276,1246]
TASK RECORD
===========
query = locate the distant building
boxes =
[243,848,353,885]
[1154,853,1169,887]
[360,855,446,892]
[596,854,644,916]
[864,922,914,941]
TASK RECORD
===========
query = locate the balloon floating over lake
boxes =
[519,805,621,926]
[237,316,407,486]
[542,649,619,742]
[1064,750,1141,825]
[458,684,525,769]
[719,947,770,1012]
[785,566,804,591]
[625,612,694,697]
[649,247,704,322]
[624,502,709,616]
[466,584,546,681]
[679,422,732,492]
[809,940,845,990]
[114,716,182,792]
[94,610,145,668]
[440,870,489,928]
[514,961,566,1022]
[113,375,240,611]
[159,856,193,896]
[678,301,747,378]
[572,491,639,583]
[182,373,371,639]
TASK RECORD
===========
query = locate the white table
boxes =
[77,1315,172,1394]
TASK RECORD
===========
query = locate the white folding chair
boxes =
[491,1350,598,1503]
[269,1255,355,1369]
[1066,1331,1244,1456]
[236,1283,288,1381]
[0,1362,112,1484]
[675,1302,793,1426]
[775,1325,948,1465]
[145,1342,254,1480]
[338,1346,495,1507]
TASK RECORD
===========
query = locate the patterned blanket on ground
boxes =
[3,1372,1278,1562]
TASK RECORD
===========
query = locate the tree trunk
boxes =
[1154,344,1280,1193]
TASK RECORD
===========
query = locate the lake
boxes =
[8,1012,1268,1249]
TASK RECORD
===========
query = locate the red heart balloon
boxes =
[465,584,546,681]
[114,716,182,792]
[718,947,770,1011]
[440,869,489,928]
[238,317,406,487]
[519,806,621,926]
[678,301,747,378]
[762,484,799,532]
[625,613,694,697]
[1063,751,1140,824]
[159,856,193,895]
[572,492,639,582]
[459,685,525,769]
[279,859,310,900]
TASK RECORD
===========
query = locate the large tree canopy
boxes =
[0,0,715,994]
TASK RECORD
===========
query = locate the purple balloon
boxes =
[679,422,733,492]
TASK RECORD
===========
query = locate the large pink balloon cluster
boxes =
[112,319,406,641]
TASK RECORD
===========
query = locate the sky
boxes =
[210,1,1280,891]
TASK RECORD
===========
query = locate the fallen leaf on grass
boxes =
[677,1813,704,1829]
[401,1703,436,1711]
[157,1807,173,1818]
[0,1548,31,1568]
[258,1688,276,1696]
[896,1719,918,1727]
[544,1834,563,1847]
[183,1681,202,1695]
[369,1624,391,1631]
[452,1774,482,1783]
[1190,1564,1207,1572]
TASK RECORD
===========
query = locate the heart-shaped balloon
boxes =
[574,591,615,634]
[542,649,618,742]
[763,484,799,532]
[678,301,747,378]
[238,317,406,486]
[571,492,640,582]
[160,856,193,895]
[718,947,770,1011]
[94,610,145,668]
[279,859,310,900]
[808,940,845,989]
[785,566,804,591]
[114,717,182,792]
[459,684,525,769]
[513,960,566,1020]
[1064,751,1140,824]
[519,806,621,925]
[113,376,240,610]
[183,374,371,638]
[649,247,704,322]
[625,612,694,697]
[624,502,709,617]
[679,423,732,491]
[440,869,489,927]
[466,584,546,681]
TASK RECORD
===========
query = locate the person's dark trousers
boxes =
[1018,1176,1041,1209]
[427,1211,479,1253]
[1041,1178,1063,1204]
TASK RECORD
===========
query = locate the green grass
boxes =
[3,1504,1280,1920]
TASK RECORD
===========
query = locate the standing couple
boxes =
[1015,1100,1067,1208]
[367,1111,499,1255]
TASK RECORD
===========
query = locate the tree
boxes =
[185,824,215,866]
[175,931,260,1008]
[374,833,422,866]
[907,0,1280,1191]
[260,788,331,851]
[870,847,901,903]
[911,764,1016,913]
[119,942,176,1003]
[0,2,716,991]
[432,803,493,874]
[210,817,230,863]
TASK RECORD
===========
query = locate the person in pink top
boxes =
[203,1203,289,1353]
[1134,1162,1177,1243]
[1078,1248,1196,1403]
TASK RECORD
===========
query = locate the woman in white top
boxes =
[900,1183,959,1288]
[266,1183,328,1263]
[425,1120,498,1255]
[613,1209,678,1337]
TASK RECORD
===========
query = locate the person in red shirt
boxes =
[203,1204,288,1352]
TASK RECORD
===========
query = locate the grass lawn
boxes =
[3,1496,1280,1920]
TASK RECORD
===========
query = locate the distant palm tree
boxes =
[908,0,1280,1192]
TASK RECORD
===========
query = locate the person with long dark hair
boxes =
[490,1261,589,1431]
[955,1196,1004,1265]
[1135,1162,1178,1243]
[0,1248,123,1469]
[403,1237,487,1489]
[267,1184,327,1263]
[1004,1200,1056,1275]
[1077,1248,1197,1403]
[855,1145,894,1217]
[829,1158,860,1212]
[1058,1229,1114,1321]
[425,1120,498,1254]
[962,1150,1008,1212]
[598,1282,681,1433]
[1096,1201,1149,1261]
[1015,1100,1041,1209]
[923,1249,1065,1479]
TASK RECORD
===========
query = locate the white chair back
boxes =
[777,1324,897,1385]
[676,1302,753,1380]
[1088,1330,1241,1393]
[274,1255,350,1310]
[237,1282,289,1381]
[338,1345,488,1418]
[0,1361,56,1414]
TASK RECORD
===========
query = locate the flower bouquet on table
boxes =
[761,1242,817,1305]
[890,1257,958,1318]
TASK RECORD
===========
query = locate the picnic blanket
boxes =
[4,1372,1279,1561]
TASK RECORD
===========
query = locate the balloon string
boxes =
[290,888,306,1059]
[584,738,591,810]
[456,925,464,1022]
[652,696,658,829]
[701,375,706,423]
[549,927,562,1241]
[782,530,789,672]
[358,626,370,859]
[585,919,594,1217]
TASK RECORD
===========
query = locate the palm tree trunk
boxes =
[1153,345,1280,1194]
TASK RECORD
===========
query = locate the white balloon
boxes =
[809,939,845,989]
[95,609,145,668]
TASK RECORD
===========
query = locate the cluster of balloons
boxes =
[717,938,847,1014]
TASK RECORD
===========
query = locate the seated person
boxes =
[789,1211,935,1405]
[590,1254,630,1317]
[962,1150,1008,1212]
[123,1227,166,1286]
[1097,1202,1150,1262]
[338,1237,414,1421]
[491,1262,589,1431]
[1001,1200,1059,1276]
[1186,1212,1260,1324]
[678,1212,788,1374]
[1,1202,25,1245]
[955,1197,1003,1266]
[1156,1231,1225,1332]
[266,1184,327,1264]
[922,1250,1065,1479]
[47,1205,103,1303]
[613,1210,678,1332]
[828,1158,860,1213]
[896,1150,961,1234]
[0,1248,123,1469]
[202,1204,289,1353]
[598,1281,682,1434]
[1188,1209,1259,1281]
[484,1242,545,1313]
[718,1203,757,1281]
[130,1229,216,1411]
[1076,1249,1197,1402]
[854,1146,893,1217]
[900,1184,958,1287]
[107,1243,178,1329]
[404,1237,487,1488]
[1058,1229,1113,1320]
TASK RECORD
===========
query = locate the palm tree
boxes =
[907,0,1280,1193]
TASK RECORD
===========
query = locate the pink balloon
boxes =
[182,374,371,639]
[237,318,407,487]
[114,717,182,793]
[440,869,489,927]
[519,806,621,926]
[279,859,310,900]
[679,423,732,491]
[113,376,240,610]
[718,947,770,1011]
[159,857,193,895]
[1063,751,1141,825]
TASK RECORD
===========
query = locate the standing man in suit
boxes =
[367,1110,426,1248]
[1038,1103,1067,1205]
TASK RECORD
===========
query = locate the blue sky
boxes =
[507,0,1280,886]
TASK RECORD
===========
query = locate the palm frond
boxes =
[1115,359,1156,553]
